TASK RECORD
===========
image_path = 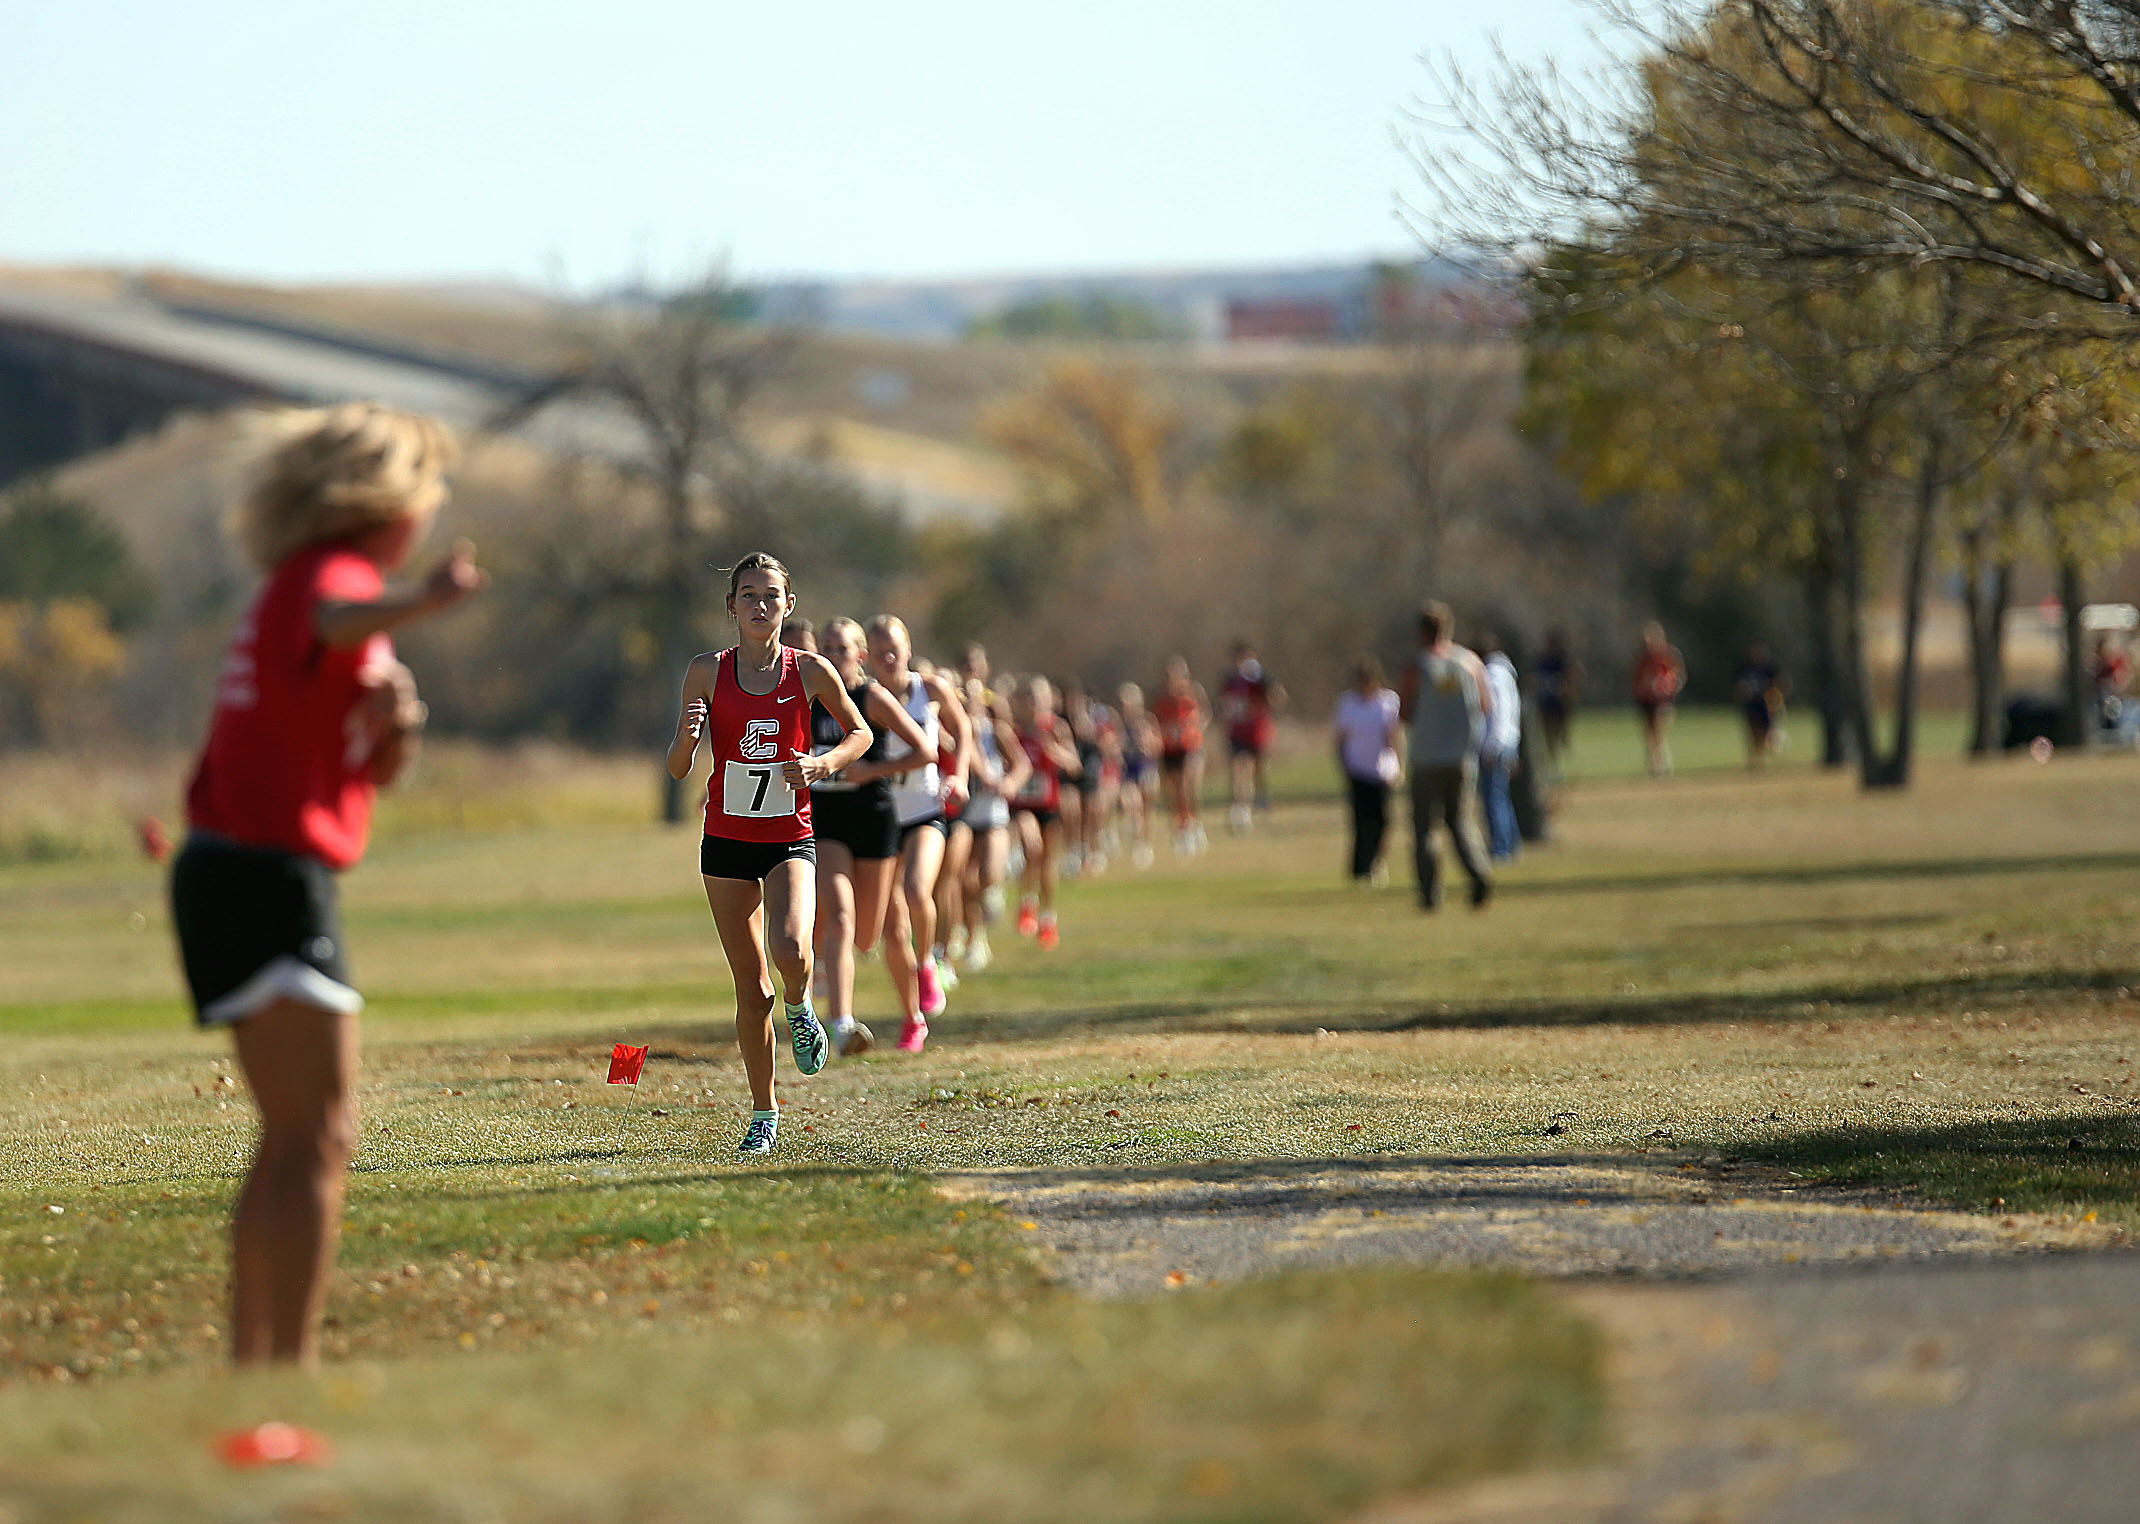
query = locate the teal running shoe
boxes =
[787,1002,828,1076]
[737,1110,779,1157]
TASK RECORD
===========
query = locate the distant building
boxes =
[1224,297,1345,342]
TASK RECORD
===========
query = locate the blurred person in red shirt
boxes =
[1630,622,1686,778]
[171,403,484,1366]
[1219,639,1285,832]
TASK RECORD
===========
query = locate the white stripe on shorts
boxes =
[201,955,365,1027]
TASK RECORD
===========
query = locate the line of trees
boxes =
[1411,0,2140,786]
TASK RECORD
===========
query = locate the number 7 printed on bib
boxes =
[724,716,797,819]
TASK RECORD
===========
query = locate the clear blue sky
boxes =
[7,1,1606,287]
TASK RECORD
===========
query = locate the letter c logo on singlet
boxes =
[739,718,781,760]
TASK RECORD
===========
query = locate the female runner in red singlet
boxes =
[1009,675,1082,949]
[1150,656,1210,855]
[667,553,871,1157]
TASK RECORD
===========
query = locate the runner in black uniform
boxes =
[807,617,935,1057]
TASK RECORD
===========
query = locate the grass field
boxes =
[3,709,2137,1521]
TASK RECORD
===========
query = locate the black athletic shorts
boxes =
[810,788,899,860]
[1012,804,1060,829]
[700,833,816,882]
[899,813,947,849]
[1160,748,1196,775]
[169,834,360,1027]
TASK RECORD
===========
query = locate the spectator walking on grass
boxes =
[1534,627,1580,777]
[1399,602,1493,910]
[1479,631,1522,862]
[1334,656,1402,885]
[1631,622,1685,778]
[1735,640,1786,768]
[171,403,484,1366]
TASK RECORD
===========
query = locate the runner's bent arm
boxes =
[666,655,716,780]
[789,652,872,788]
[317,540,486,650]
[360,659,428,786]
[993,718,1032,796]
[923,672,973,801]
[1045,724,1083,777]
[843,683,935,784]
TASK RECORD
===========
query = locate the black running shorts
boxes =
[700,833,817,882]
[899,813,947,850]
[810,788,899,860]
[170,834,360,1027]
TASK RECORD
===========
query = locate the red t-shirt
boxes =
[185,543,392,870]
[1633,649,1683,706]
[702,646,815,843]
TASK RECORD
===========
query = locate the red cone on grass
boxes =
[216,1422,331,1468]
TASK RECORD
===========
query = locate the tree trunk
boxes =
[2059,557,2091,748]
[1865,444,1941,788]
[1831,479,1880,787]
[1961,554,2013,757]
[1801,562,1849,768]
[658,468,698,826]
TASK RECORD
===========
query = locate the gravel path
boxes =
[941,1153,2112,1296]
[943,1153,2140,1522]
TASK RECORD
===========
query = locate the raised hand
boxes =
[423,539,487,613]
[679,696,709,741]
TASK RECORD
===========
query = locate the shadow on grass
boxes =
[1739,1112,2140,1221]
[1364,965,2140,1036]
[1503,849,2140,899]
[917,964,2140,1045]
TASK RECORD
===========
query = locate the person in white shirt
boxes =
[1479,631,1523,863]
[1333,657,1402,884]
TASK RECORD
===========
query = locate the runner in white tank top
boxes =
[864,616,972,1053]
[884,672,941,826]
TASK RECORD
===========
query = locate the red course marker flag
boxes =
[607,1044,649,1085]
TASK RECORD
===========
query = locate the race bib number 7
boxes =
[721,759,797,819]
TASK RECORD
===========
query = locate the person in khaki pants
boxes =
[1397,602,1494,910]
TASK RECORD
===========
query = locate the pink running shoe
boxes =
[897,1016,930,1053]
[917,958,947,1019]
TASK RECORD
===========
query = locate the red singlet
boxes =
[702,646,814,842]
[1012,715,1065,814]
[1152,691,1203,755]
[185,542,390,870]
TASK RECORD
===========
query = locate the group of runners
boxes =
[167,404,1295,1365]
[745,611,1285,1089]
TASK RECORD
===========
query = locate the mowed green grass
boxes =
[3,711,2138,1521]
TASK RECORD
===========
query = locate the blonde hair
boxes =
[231,402,456,570]
[820,615,865,650]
